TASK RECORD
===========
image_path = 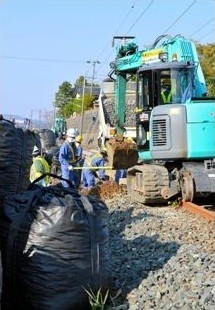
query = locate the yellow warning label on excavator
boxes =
[142,48,163,64]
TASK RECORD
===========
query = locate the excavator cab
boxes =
[135,61,196,155]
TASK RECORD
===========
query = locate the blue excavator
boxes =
[107,34,215,204]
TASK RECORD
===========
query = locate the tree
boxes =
[53,81,74,110]
[197,43,215,96]
[61,94,93,118]
[75,75,85,86]
[75,75,91,86]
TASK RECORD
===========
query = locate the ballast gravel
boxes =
[104,194,215,310]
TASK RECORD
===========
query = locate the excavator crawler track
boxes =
[127,164,170,204]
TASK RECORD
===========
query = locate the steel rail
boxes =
[181,201,215,221]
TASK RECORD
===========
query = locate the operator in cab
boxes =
[161,79,172,104]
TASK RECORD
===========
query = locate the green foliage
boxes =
[84,93,94,109]
[62,101,74,118]
[75,75,91,86]
[53,81,74,108]
[53,76,97,119]
[84,287,109,310]
[197,43,215,96]
[59,94,94,118]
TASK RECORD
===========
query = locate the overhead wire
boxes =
[125,0,155,35]
[190,18,214,37]
[197,29,215,42]
[1,55,87,63]
[96,0,140,79]
[97,0,138,60]
[97,0,155,80]
[97,0,200,81]
[161,0,198,35]
[2,0,213,82]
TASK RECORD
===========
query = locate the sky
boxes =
[1,0,214,119]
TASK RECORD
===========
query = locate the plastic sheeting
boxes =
[0,118,38,197]
[0,183,110,309]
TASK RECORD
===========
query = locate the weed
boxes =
[84,287,109,310]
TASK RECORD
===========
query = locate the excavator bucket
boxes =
[106,137,139,169]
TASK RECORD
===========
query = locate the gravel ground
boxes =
[103,193,215,310]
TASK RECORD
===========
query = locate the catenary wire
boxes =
[125,0,155,35]
[190,18,214,36]
[0,55,87,63]
[161,0,198,35]
[98,0,199,80]
[197,29,215,42]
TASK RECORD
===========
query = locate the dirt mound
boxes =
[80,180,127,200]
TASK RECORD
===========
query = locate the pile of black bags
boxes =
[0,117,38,197]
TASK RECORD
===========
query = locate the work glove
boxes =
[68,165,74,171]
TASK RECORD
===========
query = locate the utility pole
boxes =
[87,60,100,97]
[30,108,43,130]
[80,76,86,135]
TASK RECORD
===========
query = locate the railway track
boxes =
[181,200,215,221]
[81,178,215,222]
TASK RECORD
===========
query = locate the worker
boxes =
[81,148,108,188]
[58,128,78,188]
[161,80,172,104]
[115,169,127,185]
[74,134,85,188]
[30,146,50,186]
[75,135,83,159]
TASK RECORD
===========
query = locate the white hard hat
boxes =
[66,128,77,137]
[32,145,40,156]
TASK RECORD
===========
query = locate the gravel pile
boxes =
[103,98,136,127]
[104,194,215,310]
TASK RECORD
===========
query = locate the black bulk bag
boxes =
[0,180,110,309]
[38,129,56,151]
[0,117,38,197]
[44,145,60,166]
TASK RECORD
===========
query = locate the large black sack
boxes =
[0,182,110,309]
[0,117,38,197]
[44,145,60,165]
[38,129,56,151]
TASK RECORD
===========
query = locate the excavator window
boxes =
[137,72,154,112]
[138,63,196,107]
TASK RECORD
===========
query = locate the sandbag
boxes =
[0,117,38,197]
[45,145,60,165]
[0,183,110,309]
[38,129,56,151]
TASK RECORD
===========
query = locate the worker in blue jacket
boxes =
[74,134,85,188]
[58,128,78,188]
[115,169,127,185]
[81,148,108,188]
